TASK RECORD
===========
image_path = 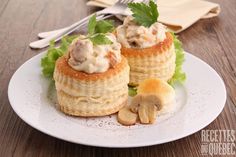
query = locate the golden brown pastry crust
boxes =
[55,55,128,81]
[121,32,173,57]
[119,32,175,85]
[137,78,174,96]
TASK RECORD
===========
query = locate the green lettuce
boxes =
[41,35,78,78]
[128,86,137,97]
[168,33,186,85]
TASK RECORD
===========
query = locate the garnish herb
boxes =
[87,14,114,45]
[89,34,113,45]
[128,0,159,27]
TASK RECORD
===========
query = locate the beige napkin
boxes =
[87,0,220,33]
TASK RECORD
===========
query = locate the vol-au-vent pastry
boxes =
[116,16,176,85]
[116,14,176,85]
[54,32,130,117]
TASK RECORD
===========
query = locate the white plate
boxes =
[8,51,226,148]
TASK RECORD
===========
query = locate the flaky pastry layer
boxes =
[54,56,130,117]
[121,32,176,85]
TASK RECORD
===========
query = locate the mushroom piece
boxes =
[68,39,93,64]
[106,52,118,68]
[129,94,142,113]
[118,107,138,126]
[130,94,162,124]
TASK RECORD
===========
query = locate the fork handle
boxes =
[30,15,93,49]
[37,10,107,39]
[38,27,69,39]
[30,14,108,49]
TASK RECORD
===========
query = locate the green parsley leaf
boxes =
[88,14,97,35]
[149,0,158,20]
[87,15,114,45]
[41,35,78,78]
[168,33,186,85]
[90,34,113,45]
[95,20,114,34]
[60,35,77,52]
[128,0,159,27]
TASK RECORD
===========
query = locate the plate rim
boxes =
[7,51,227,148]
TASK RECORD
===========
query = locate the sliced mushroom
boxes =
[117,107,138,126]
[138,102,158,124]
[144,95,163,111]
[138,102,150,124]
[130,94,162,124]
[129,94,142,113]
[147,103,158,124]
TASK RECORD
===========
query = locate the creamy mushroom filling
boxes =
[68,33,121,73]
[116,16,167,48]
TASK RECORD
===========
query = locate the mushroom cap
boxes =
[137,78,175,105]
[130,94,162,113]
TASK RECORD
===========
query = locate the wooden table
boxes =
[0,0,235,156]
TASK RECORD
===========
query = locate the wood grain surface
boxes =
[0,0,235,156]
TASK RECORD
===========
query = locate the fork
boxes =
[38,0,137,39]
[29,0,136,49]
[29,14,107,49]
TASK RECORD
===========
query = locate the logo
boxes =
[201,129,236,156]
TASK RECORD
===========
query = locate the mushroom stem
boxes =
[130,94,162,124]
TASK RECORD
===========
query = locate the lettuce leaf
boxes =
[41,35,78,78]
[168,33,186,85]
[128,86,137,97]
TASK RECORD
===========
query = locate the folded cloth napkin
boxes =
[87,0,220,33]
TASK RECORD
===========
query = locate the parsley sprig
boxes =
[87,14,114,45]
[128,0,159,27]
